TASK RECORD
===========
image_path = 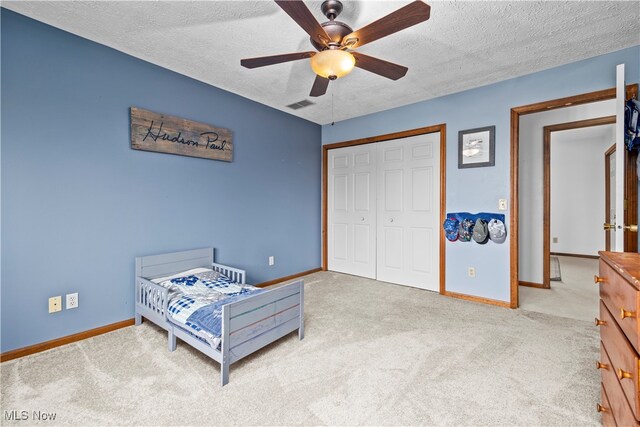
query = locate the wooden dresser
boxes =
[596,251,640,426]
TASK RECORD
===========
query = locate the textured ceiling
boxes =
[4,1,640,125]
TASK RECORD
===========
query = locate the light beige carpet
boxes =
[1,271,600,426]
[519,256,600,322]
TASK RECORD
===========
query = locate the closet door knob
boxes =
[596,361,609,370]
[595,318,606,326]
[597,403,609,413]
[360,217,365,221]
[389,218,394,223]
[618,368,633,380]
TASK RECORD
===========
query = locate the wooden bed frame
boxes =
[134,248,304,386]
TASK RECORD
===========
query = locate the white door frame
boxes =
[322,124,447,294]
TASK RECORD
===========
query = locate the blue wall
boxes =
[323,45,640,303]
[1,9,321,353]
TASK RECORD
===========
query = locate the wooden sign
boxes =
[130,107,233,162]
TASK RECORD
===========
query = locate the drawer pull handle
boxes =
[620,308,636,319]
[595,318,606,326]
[597,403,609,413]
[594,275,606,284]
[596,361,609,370]
[617,368,633,380]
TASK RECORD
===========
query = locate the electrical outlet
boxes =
[66,292,78,309]
[498,199,508,211]
[268,256,275,266]
[468,267,476,278]
[49,296,62,313]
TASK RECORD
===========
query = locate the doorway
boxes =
[543,116,616,288]
[322,124,446,293]
[516,118,616,321]
[510,84,639,308]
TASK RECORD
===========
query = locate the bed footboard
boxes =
[135,277,170,330]
[220,280,304,385]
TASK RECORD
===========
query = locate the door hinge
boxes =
[624,199,628,210]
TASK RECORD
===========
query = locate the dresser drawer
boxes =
[599,300,640,420]
[600,341,639,426]
[600,259,640,350]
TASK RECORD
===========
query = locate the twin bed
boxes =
[134,248,304,386]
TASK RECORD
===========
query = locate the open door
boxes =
[610,64,639,251]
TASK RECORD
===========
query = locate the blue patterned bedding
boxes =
[158,270,264,347]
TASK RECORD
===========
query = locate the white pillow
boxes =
[150,268,212,285]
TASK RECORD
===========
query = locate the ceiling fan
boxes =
[240,0,431,97]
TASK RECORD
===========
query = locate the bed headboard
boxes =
[135,248,214,279]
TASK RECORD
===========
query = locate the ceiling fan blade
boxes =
[310,75,330,97]
[342,1,431,49]
[352,52,408,80]
[241,51,316,69]
[275,1,331,47]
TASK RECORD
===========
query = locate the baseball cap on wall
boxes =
[472,218,489,244]
[488,219,507,243]
[458,218,475,242]
[443,217,460,242]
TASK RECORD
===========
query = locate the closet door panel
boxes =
[411,167,432,212]
[354,224,371,264]
[333,223,349,261]
[383,226,404,270]
[377,133,440,290]
[327,145,377,279]
[410,227,432,273]
[384,146,404,162]
[354,173,371,211]
[384,169,403,211]
[354,151,371,166]
[333,174,348,211]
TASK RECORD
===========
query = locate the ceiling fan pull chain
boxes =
[331,86,335,126]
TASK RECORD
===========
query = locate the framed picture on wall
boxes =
[458,125,495,168]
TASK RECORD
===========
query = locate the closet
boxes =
[327,132,441,291]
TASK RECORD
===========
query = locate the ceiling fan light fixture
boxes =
[310,49,355,79]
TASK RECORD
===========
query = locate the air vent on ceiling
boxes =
[286,100,314,110]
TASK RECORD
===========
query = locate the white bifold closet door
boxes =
[376,133,440,290]
[327,145,377,279]
[327,132,440,291]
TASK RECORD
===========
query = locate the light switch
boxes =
[498,199,508,211]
